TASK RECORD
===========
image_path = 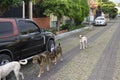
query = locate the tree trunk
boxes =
[56,16,61,31]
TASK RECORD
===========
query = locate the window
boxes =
[51,21,57,27]
[18,21,39,35]
[0,22,13,36]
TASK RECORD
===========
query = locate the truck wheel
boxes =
[47,40,55,52]
[0,54,11,65]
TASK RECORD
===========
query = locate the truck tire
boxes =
[47,40,55,52]
[0,54,11,65]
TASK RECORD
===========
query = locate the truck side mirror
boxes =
[41,28,46,32]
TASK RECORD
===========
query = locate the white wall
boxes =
[115,6,120,13]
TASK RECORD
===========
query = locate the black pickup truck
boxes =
[0,18,55,65]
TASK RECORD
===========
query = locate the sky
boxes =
[109,0,120,3]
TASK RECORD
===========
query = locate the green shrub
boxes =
[47,27,56,34]
[60,23,72,31]
[47,23,85,35]
[76,24,85,29]
[60,23,85,31]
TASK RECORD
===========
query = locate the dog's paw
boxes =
[54,62,57,65]
[60,58,63,61]
[38,74,41,77]
[47,68,50,71]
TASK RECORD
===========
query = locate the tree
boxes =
[96,0,109,3]
[28,0,89,31]
[0,0,21,16]
[96,0,109,6]
[78,0,89,24]
[102,0,109,2]
[0,0,39,17]
[67,0,89,25]
[39,0,69,31]
[101,1,118,18]
[117,3,120,7]
[39,0,89,30]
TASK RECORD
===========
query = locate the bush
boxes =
[60,23,72,31]
[47,27,56,34]
[60,23,85,31]
[47,23,85,35]
[76,24,85,29]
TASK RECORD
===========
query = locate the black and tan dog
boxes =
[49,43,63,65]
[32,51,50,78]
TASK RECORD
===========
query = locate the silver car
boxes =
[94,16,107,26]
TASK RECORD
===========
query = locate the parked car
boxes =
[0,18,55,65]
[117,14,120,17]
[93,16,107,26]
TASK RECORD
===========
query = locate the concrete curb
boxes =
[55,27,89,40]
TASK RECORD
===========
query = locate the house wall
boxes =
[50,14,57,28]
[50,14,71,28]
[33,17,50,29]
[115,6,120,13]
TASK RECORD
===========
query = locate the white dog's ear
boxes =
[79,35,82,38]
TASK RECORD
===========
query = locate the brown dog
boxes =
[49,43,63,65]
[32,51,50,78]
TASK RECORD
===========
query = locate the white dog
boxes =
[0,59,28,80]
[79,35,87,49]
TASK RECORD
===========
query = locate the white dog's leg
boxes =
[82,42,85,49]
[80,42,82,49]
[85,40,87,48]
[14,71,20,80]
[19,72,24,80]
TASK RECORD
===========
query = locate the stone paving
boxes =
[113,40,120,80]
[47,23,119,80]
[88,23,120,80]
[8,18,120,80]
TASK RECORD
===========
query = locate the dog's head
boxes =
[32,55,42,64]
[56,43,62,53]
[50,49,56,57]
[49,49,57,62]
[79,35,83,39]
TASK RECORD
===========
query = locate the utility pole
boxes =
[22,0,33,19]
[29,0,33,19]
[22,1,25,18]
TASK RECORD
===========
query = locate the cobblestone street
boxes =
[0,0,120,80]
[9,18,120,80]
[46,21,120,80]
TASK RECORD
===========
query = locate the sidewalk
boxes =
[55,16,115,40]
[55,27,89,40]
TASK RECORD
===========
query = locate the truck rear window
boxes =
[0,22,13,37]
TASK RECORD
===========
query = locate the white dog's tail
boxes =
[19,59,28,65]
